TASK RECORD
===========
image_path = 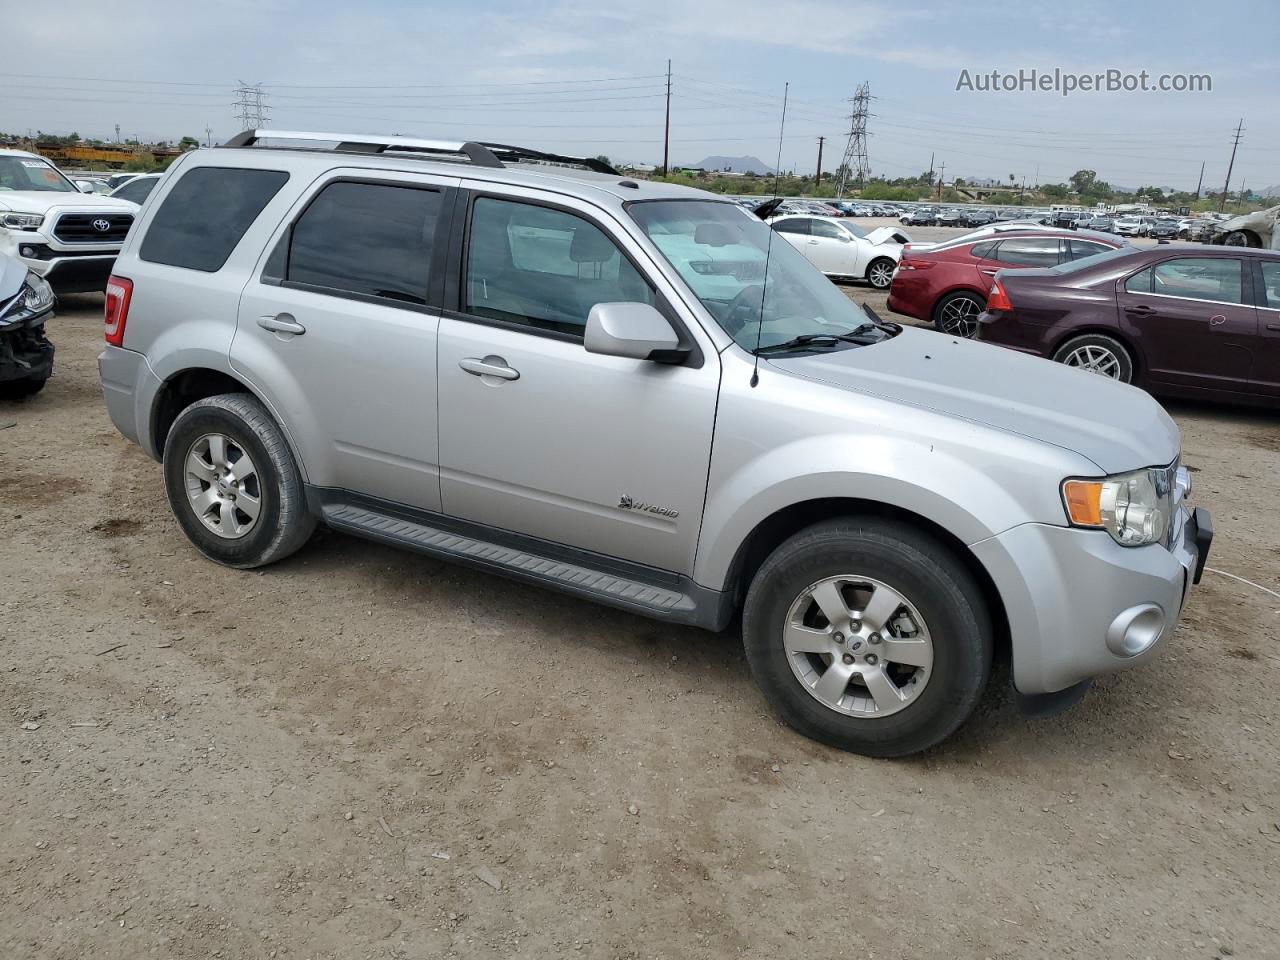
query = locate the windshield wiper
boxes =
[755,330,881,354]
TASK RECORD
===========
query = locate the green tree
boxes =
[1039,183,1069,199]
[179,136,200,151]
[1069,169,1098,195]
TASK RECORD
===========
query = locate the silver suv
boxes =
[97,130,1212,756]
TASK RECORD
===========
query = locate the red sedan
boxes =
[887,230,1123,336]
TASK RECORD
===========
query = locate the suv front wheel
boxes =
[163,393,315,568]
[743,517,992,757]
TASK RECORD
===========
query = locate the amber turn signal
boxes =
[1062,480,1104,527]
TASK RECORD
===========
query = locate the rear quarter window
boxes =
[139,167,289,272]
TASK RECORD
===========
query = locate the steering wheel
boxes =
[724,284,766,334]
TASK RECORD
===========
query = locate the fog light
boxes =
[20,245,35,258]
[1106,603,1166,657]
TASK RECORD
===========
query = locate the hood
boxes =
[765,326,1178,474]
[0,191,138,215]
[0,252,27,301]
[866,226,910,246]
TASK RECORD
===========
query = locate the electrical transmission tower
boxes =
[233,82,271,130]
[836,83,871,199]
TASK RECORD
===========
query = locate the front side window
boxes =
[0,156,76,193]
[464,197,654,337]
[287,181,442,306]
[1066,240,1113,262]
[811,220,845,240]
[629,199,886,352]
[1151,258,1243,304]
[993,237,1062,267]
[140,167,289,272]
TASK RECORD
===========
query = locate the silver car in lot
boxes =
[96,130,1212,757]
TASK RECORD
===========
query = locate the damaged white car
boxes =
[756,199,910,288]
[1211,203,1280,249]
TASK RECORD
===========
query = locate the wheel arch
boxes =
[150,367,308,482]
[722,496,1011,668]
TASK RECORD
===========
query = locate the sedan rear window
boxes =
[140,167,289,272]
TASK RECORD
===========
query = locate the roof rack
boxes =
[221,130,618,175]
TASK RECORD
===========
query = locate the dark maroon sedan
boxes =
[976,246,1280,405]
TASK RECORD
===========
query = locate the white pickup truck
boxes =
[0,148,138,293]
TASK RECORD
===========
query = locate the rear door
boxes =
[1251,258,1280,397]
[1116,256,1255,394]
[233,170,459,511]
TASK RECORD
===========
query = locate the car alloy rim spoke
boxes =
[813,658,856,706]
[1067,346,1120,379]
[219,499,242,535]
[235,490,262,521]
[187,450,217,484]
[207,434,228,469]
[783,574,933,718]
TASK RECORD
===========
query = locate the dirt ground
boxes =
[3,275,1278,960]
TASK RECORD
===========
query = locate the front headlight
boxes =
[1062,466,1175,547]
[1,212,44,230]
[22,273,54,314]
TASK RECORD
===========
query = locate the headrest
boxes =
[570,226,615,263]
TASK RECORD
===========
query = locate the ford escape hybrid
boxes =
[97,131,1212,757]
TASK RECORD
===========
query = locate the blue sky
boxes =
[5,0,1277,191]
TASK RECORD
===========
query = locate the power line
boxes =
[233,81,270,129]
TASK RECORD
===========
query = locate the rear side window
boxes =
[1066,240,1113,262]
[285,181,443,306]
[113,177,157,206]
[140,167,288,272]
[772,218,810,236]
[1151,258,1243,304]
[1261,262,1280,309]
[970,241,997,259]
[1124,268,1152,293]
[993,237,1061,267]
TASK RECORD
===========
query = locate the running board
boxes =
[320,501,719,625]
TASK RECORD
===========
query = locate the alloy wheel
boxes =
[1063,344,1122,379]
[938,295,982,337]
[868,261,895,289]
[782,575,933,718]
[184,433,262,539]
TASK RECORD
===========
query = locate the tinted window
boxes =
[1261,262,1280,309]
[970,241,997,259]
[993,238,1061,267]
[1124,268,1153,293]
[140,167,288,272]
[113,177,158,205]
[772,218,810,236]
[811,220,844,240]
[1066,240,1113,262]
[1151,258,1243,304]
[465,197,654,337]
[286,181,442,306]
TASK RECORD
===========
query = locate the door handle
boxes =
[979,268,998,276]
[1267,323,1280,332]
[459,356,520,381]
[1123,304,1155,316]
[807,239,820,245]
[258,313,306,335]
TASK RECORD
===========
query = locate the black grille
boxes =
[53,212,133,244]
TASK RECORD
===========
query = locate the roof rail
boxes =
[221,130,618,175]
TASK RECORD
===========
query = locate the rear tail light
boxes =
[986,278,1013,312]
[896,255,934,271]
[104,275,133,346]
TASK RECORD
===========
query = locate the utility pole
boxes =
[1219,118,1243,212]
[815,136,825,186]
[927,151,934,189]
[661,60,671,178]
[114,123,120,144]
[1033,162,1040,188]
[1194,160,1205,200]
[204,126,213,148]
[936,162,945,199]
[835,82,871,198]
[1019,176,1026,201]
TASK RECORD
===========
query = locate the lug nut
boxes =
[842,654,855,665]
[869,633,882,645]
[832,632,844,644]
[865,653,878,665]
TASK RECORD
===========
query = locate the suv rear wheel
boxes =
[162,393,315,568]
[742,517,992,757]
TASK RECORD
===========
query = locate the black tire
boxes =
[1051,333,1135,384]
[742,517,993,758]
[931,290,985,338]
[163,393,315,569]
[1221,230,1259,248]
[865,257,896,289]
[0,377,48,401]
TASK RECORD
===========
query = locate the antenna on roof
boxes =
[750,82,788,389]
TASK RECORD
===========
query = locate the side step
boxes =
[321,502,704,623]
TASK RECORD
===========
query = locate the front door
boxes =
[233,171,459,511]
[435,187,721,574]
[806,219,859,276]
[1116,256,1256,394]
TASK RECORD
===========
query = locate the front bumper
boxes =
[0,310,54,383]
[1,232,120,294]
[972,505,1211,695]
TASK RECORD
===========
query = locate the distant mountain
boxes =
[1260,184,1280,198]
[680,155,774,175]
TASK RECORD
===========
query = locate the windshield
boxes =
[0,155,77,193]
[629,199,885,352]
